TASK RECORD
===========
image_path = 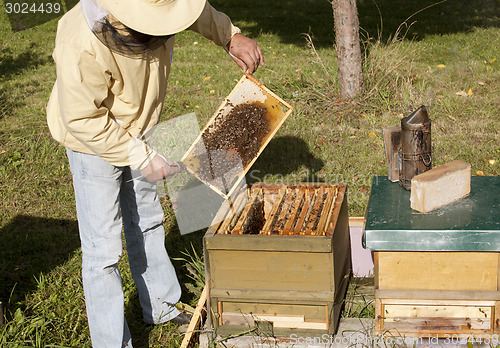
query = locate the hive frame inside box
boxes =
[181,73,293,200]
[374,251,500,338]
[203,183,352,338]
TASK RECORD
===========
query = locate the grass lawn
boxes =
[0,0,499,346]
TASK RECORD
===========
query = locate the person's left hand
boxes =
[227,33,264,74]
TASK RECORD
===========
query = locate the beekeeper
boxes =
[46,0,263,345]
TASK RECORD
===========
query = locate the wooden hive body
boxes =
[364,176,500,338]
[204,183,351,338]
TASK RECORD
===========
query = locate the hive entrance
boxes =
[217,184,339,236]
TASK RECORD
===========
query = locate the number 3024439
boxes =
[5,2,61,14]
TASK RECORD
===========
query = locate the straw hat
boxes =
[101,0,207,36]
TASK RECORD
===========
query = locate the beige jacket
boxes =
[46,1,240,170]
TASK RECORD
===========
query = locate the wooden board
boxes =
[209,250,333,292]
[377,251,499,291]
[180,287,207,348]
[382,126,401,182]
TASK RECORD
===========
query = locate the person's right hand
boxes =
[140,155,182,182]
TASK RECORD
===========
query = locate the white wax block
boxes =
[410,160,471,213]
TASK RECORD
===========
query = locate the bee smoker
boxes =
[399,105,432,190]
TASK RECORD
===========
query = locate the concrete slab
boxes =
[199,318,497,347]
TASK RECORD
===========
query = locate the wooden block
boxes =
[273,321,327,330]
[221,311,327,330]
[410,160,471,213]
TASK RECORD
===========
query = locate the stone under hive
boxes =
[204,183,352,337]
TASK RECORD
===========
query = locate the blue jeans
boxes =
[66,149,181,347]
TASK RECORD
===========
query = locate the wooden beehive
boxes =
[364,176,500,338]
[204,183,351,338]
[374,251,500,337]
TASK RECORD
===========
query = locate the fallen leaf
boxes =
[489,58,496,63]
[476,170,485,176]
[195,105,199,109]
[210,89,215,94]
[368,132,377,138]
[437,64,446,68]
[467,88,473,95]
[203,76,211,82]
[193,41,198,45]
[318,140,324,144]
[478,81,485,86]
[455,91,468,97]
[488,159,496,165]
[487,65,492,70]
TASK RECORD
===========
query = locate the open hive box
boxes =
[181,73,292,199]
[204,183,352,337]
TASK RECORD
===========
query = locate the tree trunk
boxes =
[333,0,363,99]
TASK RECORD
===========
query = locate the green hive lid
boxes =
[363,176,500,251]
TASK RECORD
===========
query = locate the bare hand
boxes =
[227,33,264,74]
[140,155,183,182]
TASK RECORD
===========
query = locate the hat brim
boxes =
[101,0,207,36]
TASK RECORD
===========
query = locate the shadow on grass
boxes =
[213,0,499,48]
[0,44,49,80]
[248,135,325,183]
[0,215,80,306]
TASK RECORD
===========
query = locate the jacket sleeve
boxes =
[54,43,156,170]
[188,1,241,48]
